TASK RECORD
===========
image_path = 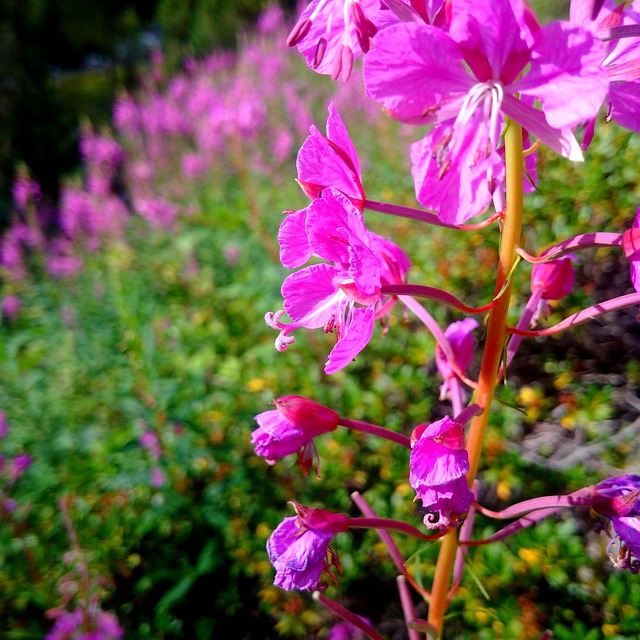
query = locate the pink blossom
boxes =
[267,188,382,373]
[140,431,161,459]
[409,416,474,530]
[364,0,609,223]
[252,396,339,473]
[267,503,348,591]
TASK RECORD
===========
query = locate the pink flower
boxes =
[409,416,474,530]
[364,0,609,223]
[436,318,478,400]
[592,475,640,573]
[267,188,383,373]
[267,503,348,591]
[252,396,339,473]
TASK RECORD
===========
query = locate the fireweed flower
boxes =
[570,0,640,146]
[267,503,349,591]
[252,396,339,474]
[592,475,640,573]
[287,0,398,81]
[435,318,478,401]
[409,416,474,530]
[364,0,609,224]
[267,188,402,373]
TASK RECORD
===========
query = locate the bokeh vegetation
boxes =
[1,3,640,639]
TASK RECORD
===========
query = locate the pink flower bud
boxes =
[272,396,339,435]
[531,256,575,301]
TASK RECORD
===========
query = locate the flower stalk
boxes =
[427,117,525,634]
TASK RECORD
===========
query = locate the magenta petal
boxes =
[516,22,609,128]
[325,306,375,374]
[306,189,364,264]
[410,440,469,489]
[411,118,502,224]
[325,102,361,178]
[297,126,363,202]
[448,0,534,77]
[279,208,312,268]
[609,81,640,133]
[252,411,309,462]
[282,263,341,328]
[364,23,470,124]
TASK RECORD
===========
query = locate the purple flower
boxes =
[364,0,609,223]
[252,396,339,473]
[409,416,474,530]
[592,475,640,573]
[267,503,349,591]
[435,318,478,401]
[267,188,383,373]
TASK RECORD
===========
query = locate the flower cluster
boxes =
[254,0,640,635]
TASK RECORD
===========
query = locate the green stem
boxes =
[427,118,524,636]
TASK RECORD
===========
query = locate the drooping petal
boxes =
[252,411,310,462]
[410,116,504,224]
[501,94,584,161]
[325,306,375,373]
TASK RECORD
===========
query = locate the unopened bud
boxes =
[531,256,575,301]
[291,502,350,534]
[274,395,339,435]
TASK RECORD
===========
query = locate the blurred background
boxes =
[2,0,640,638]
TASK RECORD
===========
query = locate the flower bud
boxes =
[531,256,575,301]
